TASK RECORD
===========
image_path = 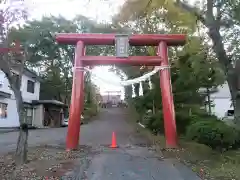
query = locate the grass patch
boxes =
[126,106,240,180]
[138,126,240,179]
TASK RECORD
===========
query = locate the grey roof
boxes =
[0,91,11,98]
[11,64,42,82]
[23,68,42,82]
[32,100,67,107]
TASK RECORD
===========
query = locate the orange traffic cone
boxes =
[110,132,118,148]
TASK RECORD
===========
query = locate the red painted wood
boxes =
[56,33,186,46]
[66,41,85,150]
[81,56,162,66]
[158,41,178,148]
[58,33,186,151]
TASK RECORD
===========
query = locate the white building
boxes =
[0,68,41,128]
[210,83,233,118]
[101,94,122,104]
[201,82,233,119]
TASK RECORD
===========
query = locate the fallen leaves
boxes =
[0,145,91,180]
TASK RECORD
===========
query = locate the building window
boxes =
[27,80,35,93]
[0,103,7,118]
[227,110,234,116]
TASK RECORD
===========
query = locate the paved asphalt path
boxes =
[0,108,200,180]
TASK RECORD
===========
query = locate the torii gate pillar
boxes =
[56,33,186,150]
[158,42,177,147]
[66,41,85,150]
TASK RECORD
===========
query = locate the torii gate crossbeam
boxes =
[56,33,186,150]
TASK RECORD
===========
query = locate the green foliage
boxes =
[175,111,194,134]
[116,0,197,34]
[9,15,119,107]
[190,110,220,122]
[83,104,98,122]
[186,120,240,151]
[144,111,164,135]
[8,16,78,104]
[143,111,191,135]
[133,95,154,114]
[129,52,224,135]
[114,2,233,154]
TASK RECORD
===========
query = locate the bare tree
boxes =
[0,0,28,165]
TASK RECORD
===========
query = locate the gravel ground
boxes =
[0,108,200,180]
[0,144,94,179]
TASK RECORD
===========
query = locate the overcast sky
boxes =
[26,0,124,22]
[23,0,125,96]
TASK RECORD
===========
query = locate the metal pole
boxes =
[158,41,178,148]
[66,41,85,150]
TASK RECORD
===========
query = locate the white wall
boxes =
[211,83,231,99]
[0,70,40,127]
[0,98,19,127]
[101,95,121,104]
[0,71,12,95]
[209,83,233,119]
[0,71,40,102]
[211,98,232,118]
[32,105,44,128]
[21,75,40,103]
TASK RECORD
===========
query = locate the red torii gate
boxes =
[56,33,186,150]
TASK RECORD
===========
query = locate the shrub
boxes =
[186,120,240,151]
[144,111,164,135]
[190,112,219,123]
[142,108,230,139]
[176,109,221,134]
[84,106,97,117]
[82,104,98,124]
[175,111,193,134]
[144,110,198,135]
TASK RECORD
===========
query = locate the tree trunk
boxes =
[206,25,240,123]
[14,89,28,165]
[15,124,28,165]
[206,87,211,114]
[231,60,240,125]
[234,96,240,125]
[152,99,156,115]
